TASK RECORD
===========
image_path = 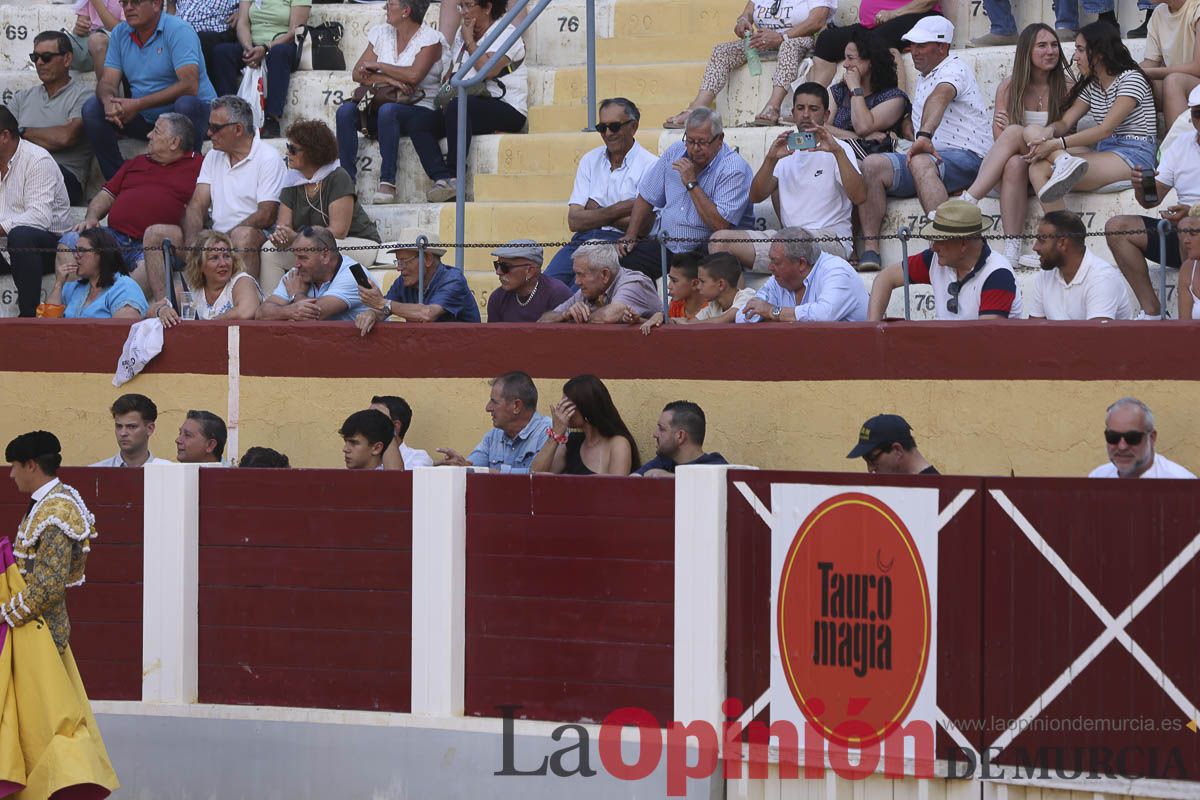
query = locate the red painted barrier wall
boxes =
[197,469,413,712]
[464,474,675,723]
[726,471,1200,780]
[0,468,143,701]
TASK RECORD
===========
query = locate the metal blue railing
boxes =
[449,0,599,267]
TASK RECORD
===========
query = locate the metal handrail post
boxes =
[450,0,555,265]
[659,236,670,318]
[584,0,597,131]
[417,234,428,304]
[898,226,912,321]
[1157,219,1171,315]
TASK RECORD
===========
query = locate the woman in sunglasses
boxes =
[42,228,146,319]
[530,375,640,476]
[1176,205,1200,320]
[261,118,381,295]
[663,0,834,128]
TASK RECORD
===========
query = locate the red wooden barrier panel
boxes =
[0,467,143,701]
[464,474,675,723]
[726,470,985,759]
[197,469,413,711]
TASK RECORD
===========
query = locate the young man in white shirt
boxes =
[371,395,432,470]
[92,393,173,468]
[1026,211,1132,321]
[857,16,992,269]
[182,95,286,280]
[710,82,865,273]
[1089,397,1196,479]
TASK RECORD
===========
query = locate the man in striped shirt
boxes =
[0,107,74,317]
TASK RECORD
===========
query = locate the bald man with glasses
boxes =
[1089,398,1196,479]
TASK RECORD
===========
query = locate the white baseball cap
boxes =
[902,16,955,44]
[1189,85,1200,107]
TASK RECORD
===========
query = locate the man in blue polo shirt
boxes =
[618,107,753,279]
[354,242,481,333]
[435,371,552,474]
[82,0,217,179]
[257,226,378,322]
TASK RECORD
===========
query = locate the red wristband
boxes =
[548,429,568,445]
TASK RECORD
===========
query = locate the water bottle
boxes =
[744,30,762,77]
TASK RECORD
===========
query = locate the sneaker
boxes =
[967,32,1018,47]
[856,249,881,272]
[1017,254,1042,269]
[260,116,281,139]
[1133,310,1163,321]
[426,178,457,203]
[1054,28,1075,41]
[1127,21,1148,38]
[1038,154,1089,203]
[372,183,397,204]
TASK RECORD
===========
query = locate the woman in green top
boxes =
[260,118,383,295]
[211,0,312,139]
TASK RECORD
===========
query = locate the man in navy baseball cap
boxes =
[847,414,939,475]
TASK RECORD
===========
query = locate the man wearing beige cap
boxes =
[867,199,1022,320]
[355,240,480,334]
[857,16,992,270]
[487,240,573,323]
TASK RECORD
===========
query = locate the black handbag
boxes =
[294,22,345,71]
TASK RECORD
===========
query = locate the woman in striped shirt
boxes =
[1024,22,1157,209]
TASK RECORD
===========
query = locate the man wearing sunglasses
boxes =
[487,240,571,323]
[81,0,217,180]
[1105,85,1200,320]
[867,199,1022,321]
[543,98,658,291]
[8,32,92,206]
[1089,398,1195,479]
[847,414,938,475]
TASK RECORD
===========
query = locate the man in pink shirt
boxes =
[68,0,124,72]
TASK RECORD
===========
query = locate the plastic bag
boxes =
[238,65,267,132]
[113,318,164,387]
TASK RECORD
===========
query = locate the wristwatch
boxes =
[916,130,934,140]
[851,88,865,97]
[771,305,782,320]
[685,180,699,192]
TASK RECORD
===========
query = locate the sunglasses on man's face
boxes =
[29,51,65,64]
[1104,429,1147,446]
[594,120,633,135]
[493,260,527,273]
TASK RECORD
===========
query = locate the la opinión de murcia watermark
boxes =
[951,715,1189,734]
[495,703,1192,796]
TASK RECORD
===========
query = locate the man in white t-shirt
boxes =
[1026,211,1132,321]
[370,395,435,470]
[858,16,992,270]
[709,82,864,273]
[1105,85,1200,319]
[867,199,1022,320]
[545,98,658,290]
[182,95,287,280]
[1089,397,1196,479]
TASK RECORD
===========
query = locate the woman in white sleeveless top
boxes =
[959,23,1074,262]
[1177,205,1200,320]
[148,230,263,326]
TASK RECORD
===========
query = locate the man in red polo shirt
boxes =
[60,112,202,301]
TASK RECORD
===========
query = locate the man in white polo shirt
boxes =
[857,16,992,270]
[1026,211,1132,321]
[1089,398,1195,479]
[1105,84,1200,319]
[182,95,286,280]
[867,199,1021,320]
[709,82,864,273]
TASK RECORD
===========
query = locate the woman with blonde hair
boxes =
[960,23,1074,262]
[1176,205,1200,320]
[149,230,262,326]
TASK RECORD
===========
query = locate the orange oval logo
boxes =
[777,493,931,749]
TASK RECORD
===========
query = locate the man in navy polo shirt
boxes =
[82,0,217,179]
[634,401,729,477]
[354,242,481,332]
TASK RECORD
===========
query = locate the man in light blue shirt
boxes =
[258,227,378,322]
[436,371,551,474]
[619,108,753,279]
[82,0,217,178]
[737,227,868,323]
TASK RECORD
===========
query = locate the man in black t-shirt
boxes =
[847,414,939,475]
[634,401,728,477]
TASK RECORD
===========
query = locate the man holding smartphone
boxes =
[257,226,378,322]
[709,82,865,279]
[1104,86,1200,320]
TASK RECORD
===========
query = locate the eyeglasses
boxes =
[945,264,983,315]
[117,0,150,6]
[29,51,66,64]
[207,121,238,134]
[864,447,886,466]
[595,120,633,135]
[1104,429,1147,446]
[684,135,721,147]
[74,246,96,255]
[455,1,478,9]
[285,143,301,155]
